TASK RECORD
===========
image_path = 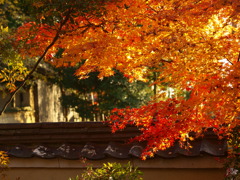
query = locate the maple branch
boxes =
[225,59,234,65]
[0,9,72,116]
[146,4,158,13]
[238,52,240,62]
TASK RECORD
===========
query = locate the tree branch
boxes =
[238,51,240,62]
[0,9,72,116]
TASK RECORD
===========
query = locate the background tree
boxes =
[0,0,29,92]
[50,66,153,121]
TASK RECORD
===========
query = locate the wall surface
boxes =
[0,80,79,123]
[0,110,35,123]
[0,88,35,123]
[5,168,225,180]
[5,156,226,180]
[36,80,64,122]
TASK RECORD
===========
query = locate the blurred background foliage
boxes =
[49,66,153,121]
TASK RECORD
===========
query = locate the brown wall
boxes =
[4,156,226,180]
[5,168,225,180]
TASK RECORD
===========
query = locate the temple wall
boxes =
[5,156,225,180]
[0,111,35,123]
[36,80,65,122]
[0,80,79,123]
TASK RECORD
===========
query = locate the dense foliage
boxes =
[0,0,239,160]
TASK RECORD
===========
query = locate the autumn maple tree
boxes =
[0,0,112,114]
[1,0,239,158]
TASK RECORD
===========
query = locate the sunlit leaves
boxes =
[0,151,9,167]
[12,0,240,158]
[0,23,29,92]
[0,60,29,91]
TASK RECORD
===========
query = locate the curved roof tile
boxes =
[0,122,227,159]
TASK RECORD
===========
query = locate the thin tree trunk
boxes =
[33,83,40,123]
